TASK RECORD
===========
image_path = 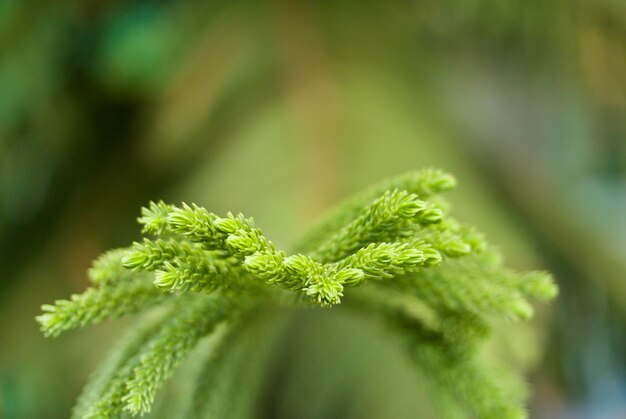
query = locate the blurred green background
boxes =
[1,0,625,418]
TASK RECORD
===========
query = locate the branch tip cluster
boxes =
[36,168,557,419]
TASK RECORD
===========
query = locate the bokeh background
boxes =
[1,1,625,418]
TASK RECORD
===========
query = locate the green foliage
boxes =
[36,168,557,418]
[38,276,165,338]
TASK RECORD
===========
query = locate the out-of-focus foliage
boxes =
[1,0,625,418]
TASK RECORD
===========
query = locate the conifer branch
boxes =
[73,308,172,418]
[37,168,557,418]
[187,307,285,419]
[348,286,526,418]
[88,248,135,285]
[390,255,540,320]
[123,238,204,272]
[311,189,443,262]
[296,168,457,253]
[121,295,238,415]
[334,240,442,283]
[142,204,356,305]
[137,201,174,235]
[37,276,167,337]
[123,238,244,293]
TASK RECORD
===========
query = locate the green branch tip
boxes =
[36,168,557,418]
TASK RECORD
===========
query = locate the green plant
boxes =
[37,168,557,418]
